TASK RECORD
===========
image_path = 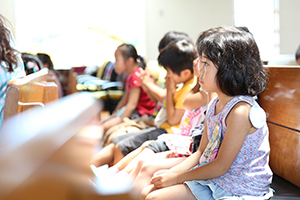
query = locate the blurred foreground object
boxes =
[0,92,133,200]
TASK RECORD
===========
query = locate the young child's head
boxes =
[114,43,146,74]
[158,40,196,84]
[196,26,268,97]
[37,53,54,70]
[158,31,194,52]
[0,14,19,72]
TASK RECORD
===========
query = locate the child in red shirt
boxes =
[101,44,156,134]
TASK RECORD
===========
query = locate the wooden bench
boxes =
[3,69,58,122]
[259,65,300,199]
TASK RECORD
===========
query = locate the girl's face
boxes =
[114,50,127,74]
[198,54,218,93]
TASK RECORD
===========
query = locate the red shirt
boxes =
[126,67,156,116]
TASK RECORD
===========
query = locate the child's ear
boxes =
[126,57,135,65]
[180,69,192,77]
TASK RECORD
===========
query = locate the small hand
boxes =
[135,68,156,91]
[165,74,176,95]
[150,170,177,189]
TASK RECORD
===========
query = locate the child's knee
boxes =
[140,162,155,175]
[144,191,157,200]
[136,159,146,169]
[114,144,122,155]
[141,186,152,200]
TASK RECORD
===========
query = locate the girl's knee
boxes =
[114,143,119,150]
[137,159,146,169]
[140,162,155,176]
[145,192,159,200]
[140,186,153,200]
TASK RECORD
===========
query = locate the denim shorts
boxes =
[185,180,273,200]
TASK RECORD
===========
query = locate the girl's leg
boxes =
[114,141,152,171]
[123,145,156,173]
[113,136,155,166]
[90,143,116,167]
[113,144,125,165]
[131,157,186,199]
[141,184,196,200]
[129,150,176,180]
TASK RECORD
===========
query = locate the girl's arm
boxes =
[113,89,129,112]
[144,83,166,103]
[120,87,141,119]
[151,121,209,188]
[152,102,253,188]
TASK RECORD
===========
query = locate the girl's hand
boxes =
[165,74,176,95]
[150,170,178,189]
[135,68,156,91]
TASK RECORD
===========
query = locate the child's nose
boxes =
[198,62,205,76]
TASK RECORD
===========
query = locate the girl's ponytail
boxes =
[137,55,146,69]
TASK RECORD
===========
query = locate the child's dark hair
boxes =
[158,31,194,52]
[0,14,19,72]
[158,40,196,75]
[37,53,54,70]
[196,26,268,96]
[117,43,146,69]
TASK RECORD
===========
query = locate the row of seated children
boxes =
[92,60,214,200]
[91,26,274,200]
[90,30,210,198]
[99,31,195,141]
[92,33,198,167]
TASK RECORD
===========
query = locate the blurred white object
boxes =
[90,164,133,196]
[0,92,102,199]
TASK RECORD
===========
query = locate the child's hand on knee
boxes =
[151,170,177,189]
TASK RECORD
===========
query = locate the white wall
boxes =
[1,0,299,62]
[280,0,300,55]
[145,0,233,60]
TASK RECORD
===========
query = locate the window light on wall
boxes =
[14,0,146,69]
[233,0,280,63]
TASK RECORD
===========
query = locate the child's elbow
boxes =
[216,160,232,176]
[168,118,180,126]
[219,166,230,176]
[127,103,137,111]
